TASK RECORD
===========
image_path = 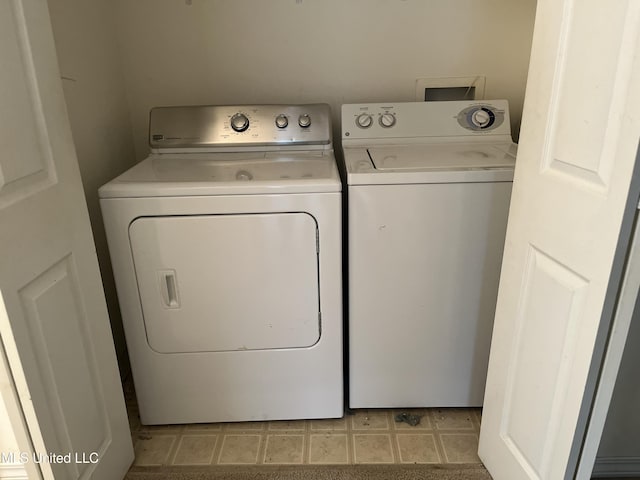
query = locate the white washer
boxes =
[100,104,343,424]
[342,100,516,409]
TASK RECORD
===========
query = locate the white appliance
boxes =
[100,104,343,424]
[342,100,516,409]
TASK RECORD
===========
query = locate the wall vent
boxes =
[415,76,486,102]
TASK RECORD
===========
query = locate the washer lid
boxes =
[368,144,515,171]
[346,142,516,185]
[99,151,341,198]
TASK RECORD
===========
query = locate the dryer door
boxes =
[129,213,320,353]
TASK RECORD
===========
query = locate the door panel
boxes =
[0,1,133,479]
[499,248,588,476]
[19,256,113,479]
[0,0,56,205]
[552,2,628,184]
[479,0,640,479]
[129,213,320,353]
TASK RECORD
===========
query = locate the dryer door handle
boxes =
[159,270,180,308]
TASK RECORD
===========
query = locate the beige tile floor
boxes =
[125,382,483,467]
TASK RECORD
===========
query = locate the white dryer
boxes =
[100,104,343,424]
[342,100,516,409]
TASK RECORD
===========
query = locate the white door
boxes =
[0,1,133,479]
[479,1,640,479]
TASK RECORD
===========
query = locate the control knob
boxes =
[230,113,250,132]
[356,113,373,128]
[298,114,311,128]
[379,113,396,128]
[275,114,288,129]
[471,108,491,128]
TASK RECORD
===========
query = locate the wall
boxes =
[114,0,537,160]
[594,299,640,476]
[47,0,137,373]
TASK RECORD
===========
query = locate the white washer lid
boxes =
[368,144,515,171]
[345,142,516,185]
[99,151,341,198]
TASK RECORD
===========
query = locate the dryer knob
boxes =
[230,113,250,132]
[356,113,373,128]
[275,114,288,129]
[298,114,311,128]
[379,113,396,128]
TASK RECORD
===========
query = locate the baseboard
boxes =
[0,464,28,480]
[592,456,640,478]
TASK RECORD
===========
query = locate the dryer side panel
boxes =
[129,213,320,353]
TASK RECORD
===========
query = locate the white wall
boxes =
[114,0,537,159]
[47,0,137,372]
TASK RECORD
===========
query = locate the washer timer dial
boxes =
[470,108,494,128]
[457,105,504,131]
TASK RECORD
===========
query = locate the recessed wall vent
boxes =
[416,76,486,102]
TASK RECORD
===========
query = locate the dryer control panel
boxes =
[150,104,332,151]
[342,100,512,142]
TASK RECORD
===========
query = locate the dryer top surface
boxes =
[99,151,341,198]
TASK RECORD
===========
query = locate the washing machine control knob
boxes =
[355,113,373,128]
[471,108,492,128]
[298,114,311,128]
[275,114,288,129]
[379,113,396,128]
[230,113,250,132]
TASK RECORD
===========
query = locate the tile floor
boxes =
[125,382,483,467]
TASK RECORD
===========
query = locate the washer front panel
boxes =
[129,213,320,354]
[348,182,512,407]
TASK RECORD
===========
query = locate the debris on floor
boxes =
[394,412,424,427]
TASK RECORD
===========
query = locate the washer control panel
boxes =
[150,104,332,150]
[342,100,511,141]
